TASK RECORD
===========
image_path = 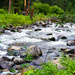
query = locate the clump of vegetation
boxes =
[32,3,64,15]
[21,63,29,68]
[23,55,75,75]
[0,9,5,14]
[9,69,16,73]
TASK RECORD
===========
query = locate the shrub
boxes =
[32,3,64,15]
[49,5,65,14]
[0,9,5,14]
[32,2,50,15]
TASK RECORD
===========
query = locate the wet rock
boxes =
[10,28,16,32]
[17,29,22,33]
[48,20,52,25]
[7,46,21,51]
[67,40,75,46]
[7,50,20,56]
[45,21,49,24]
[0,28,5,33]
[48,37,55,41]
[47,33,52,36]
[41,37,55,41]
[34,29,42,31]
[61,48,75,54]
[13,57,24,64]
[2,56,14,61]
[20,53,27,58]
[26,45,42,57]
[34,21,41,26]
[0,61,14,69]
[57,35,67,40]
[40,21,46,26]
[16,26,24,29]
[13,65,21,70]
[32,58,44,66]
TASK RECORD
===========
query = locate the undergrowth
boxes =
[23,55,75,75]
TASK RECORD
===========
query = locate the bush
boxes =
[0,13,34,27]
[32,2,50,15]
[0,9,5,14]
[32,3,64,15]
[49,5,65,14]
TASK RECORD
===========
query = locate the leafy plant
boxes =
[21,63,29,68]
[9,69,16,73]
[23,46,33,61]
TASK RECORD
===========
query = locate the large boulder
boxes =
[26,45,42,57]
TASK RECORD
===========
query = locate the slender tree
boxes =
[9,0,11,13]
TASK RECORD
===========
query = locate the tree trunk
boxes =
[9,0,11,13]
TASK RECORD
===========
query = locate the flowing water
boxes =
[0,23,75,59]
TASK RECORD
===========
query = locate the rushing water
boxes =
[0,23,75,57]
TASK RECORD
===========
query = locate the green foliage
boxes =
[0,13,34,27]
[60,55,75,74]
[21,63,29,68]
[23,55,75,75]
[32,2,50,15]
[49,5,65,14]
[32,3,64,15]
[23,46,33,61]
[0,9,5,14]
[9,69,16,73]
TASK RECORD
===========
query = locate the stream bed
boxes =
[0,23,75,75]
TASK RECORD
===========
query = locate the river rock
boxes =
[67,40,75,46]
[13,57,24,64]
[0,28,5,33]
[26,45,42,57]
[61,48,75,54]
[48,20,52,25]
[32,58,44,66]
[2,56,14,61]
[7,46,21,51]
[13,65,21,70]
[20,53,27,58]
[48,37,55,41]
[0,61,14,69]
[47,33,52,36]
[57,35,67,40]
[7,50,20,56]
[34,29,42,31]
[40,21,46,26]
